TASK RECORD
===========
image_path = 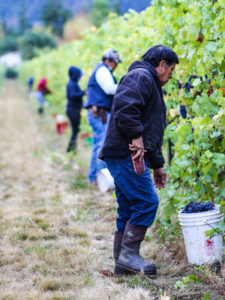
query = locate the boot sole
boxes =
[114,265,134,276]
[116,263,156,276]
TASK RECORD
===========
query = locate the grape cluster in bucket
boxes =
[182,201,214,213]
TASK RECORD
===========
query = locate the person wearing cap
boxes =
[99,45,179,276]
[84,49,121,184]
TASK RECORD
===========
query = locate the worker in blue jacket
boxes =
[66,66,86,152]
[84,49,121,184]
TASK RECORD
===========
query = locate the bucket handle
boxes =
[204,220,224,235]
[204,221,217,230]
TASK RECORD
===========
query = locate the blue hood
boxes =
[69,66,82,82]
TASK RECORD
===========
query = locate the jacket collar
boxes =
[129,60,163,97]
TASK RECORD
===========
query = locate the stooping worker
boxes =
[66,66,86,153]
[36,77,51,114]
[84,49,121,184]
[99,45,179,276]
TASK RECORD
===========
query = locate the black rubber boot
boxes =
[113,231,123,262]
[66,141,77,153]
[113,231,128,275]
[38,107,44,114]
[116,223,156,276]
[113,231,131,275]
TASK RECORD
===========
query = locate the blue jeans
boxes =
[87,110,109,183]
[105,156,159,232]
[36,91,44,107]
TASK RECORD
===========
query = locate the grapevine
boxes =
[20,0,225,236]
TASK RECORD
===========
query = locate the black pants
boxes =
[66,106,81,152]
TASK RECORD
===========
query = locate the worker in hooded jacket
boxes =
[66,66,86,153]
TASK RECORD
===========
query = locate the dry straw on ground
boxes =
[0,81,224,300]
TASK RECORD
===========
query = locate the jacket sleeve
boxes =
[40,86,51,94]
[69,84,85,100]
[43,87,51,94]
[114,72,153,139]
[95,66,118,95]
[146,150,165,169]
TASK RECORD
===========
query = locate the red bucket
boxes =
[56,121,68,135]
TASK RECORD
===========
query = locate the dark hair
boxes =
[102,57,114,63]
[142,45,179,67]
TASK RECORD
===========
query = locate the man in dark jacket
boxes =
[100,45,179,276]
[66,66,86,152]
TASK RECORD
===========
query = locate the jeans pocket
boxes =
[126,155,136,174]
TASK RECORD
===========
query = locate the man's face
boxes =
[105,59,118,72]
[156,61,176,86]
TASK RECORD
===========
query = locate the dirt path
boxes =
[0,81,154,299]
[0,81,224,300]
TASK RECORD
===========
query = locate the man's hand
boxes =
[91,105,98,117]
[153,168,166,189]
[129,136,145,161]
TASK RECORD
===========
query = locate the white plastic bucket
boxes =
[97,168,115,193]
[56,114,66,123]
[178,205,224,265]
